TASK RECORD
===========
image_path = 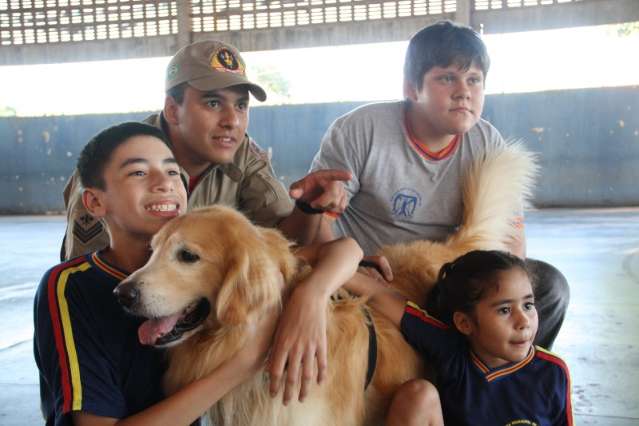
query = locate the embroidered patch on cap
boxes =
[167,64,179,80]
[210,48,245,75]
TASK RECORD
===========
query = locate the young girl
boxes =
[346,250,573,426]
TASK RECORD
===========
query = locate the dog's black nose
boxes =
[114,282,139,308]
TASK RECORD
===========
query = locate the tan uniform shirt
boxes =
[62,113,293,260]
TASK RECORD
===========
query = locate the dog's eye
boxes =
[177,249,200,263]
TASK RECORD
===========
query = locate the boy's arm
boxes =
[343,272,406,328]
[71,307,279,426]
[267,237,363,405]
[303,119,364,247]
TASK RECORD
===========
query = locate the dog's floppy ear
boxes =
[259,228,297,282]
[215,240,282,326]
[215,246,251,325]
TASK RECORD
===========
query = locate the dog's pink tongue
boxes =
[138,314,181,345]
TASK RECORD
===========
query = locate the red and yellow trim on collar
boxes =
[471,346,536,382]
[405,301,449,330]
[91,252,128,281]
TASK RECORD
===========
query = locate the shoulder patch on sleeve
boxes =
[73,214,104,244]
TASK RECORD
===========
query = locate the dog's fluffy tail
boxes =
[446,141,538,252]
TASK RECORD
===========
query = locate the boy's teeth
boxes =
[147,204,177,212]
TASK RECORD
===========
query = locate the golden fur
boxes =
[121,143,536,425]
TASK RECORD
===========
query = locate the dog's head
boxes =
[114,205,297,347]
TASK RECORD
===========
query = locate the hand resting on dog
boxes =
[266,238,363,405]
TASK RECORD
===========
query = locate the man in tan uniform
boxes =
[63,40,348,260]
[61,40,355,404]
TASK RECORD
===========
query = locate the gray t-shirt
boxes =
[311,101,506,255]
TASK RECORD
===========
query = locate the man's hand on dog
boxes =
[289,169,352,214]
[267,282,328,405]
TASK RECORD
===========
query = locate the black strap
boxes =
[358,259,385,277]
[295,199,325,215]
[363,307,377,389]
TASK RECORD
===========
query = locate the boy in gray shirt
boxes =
[313,101,506,256]
[311,20,569,352]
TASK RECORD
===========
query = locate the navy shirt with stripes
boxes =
[400,301,573,426]
[33,252,165,425]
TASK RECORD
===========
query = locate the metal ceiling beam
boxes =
[0,0,636,65]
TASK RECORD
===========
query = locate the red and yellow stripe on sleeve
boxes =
[536,347,574,426]
[405,301,449,330]
[46,258,91,413]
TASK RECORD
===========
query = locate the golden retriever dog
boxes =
[116,143,536,425]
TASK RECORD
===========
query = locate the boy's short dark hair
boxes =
[404,20,490,90]
[78,122,172,190]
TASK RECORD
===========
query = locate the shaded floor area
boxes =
[0,209,638,425]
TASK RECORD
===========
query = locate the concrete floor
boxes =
[525,209,639,425]
[0,209,638,425]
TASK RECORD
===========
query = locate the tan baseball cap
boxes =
[165,40,266,102]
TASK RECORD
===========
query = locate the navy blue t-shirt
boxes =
[33,252,165,425]
[400,301,573,426]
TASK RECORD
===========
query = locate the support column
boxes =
[455,0,472,26]
[176,1,192,49]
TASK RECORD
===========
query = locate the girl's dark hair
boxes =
[77,122,172,190]
[403,20,490,90]
[427,250,530,325]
